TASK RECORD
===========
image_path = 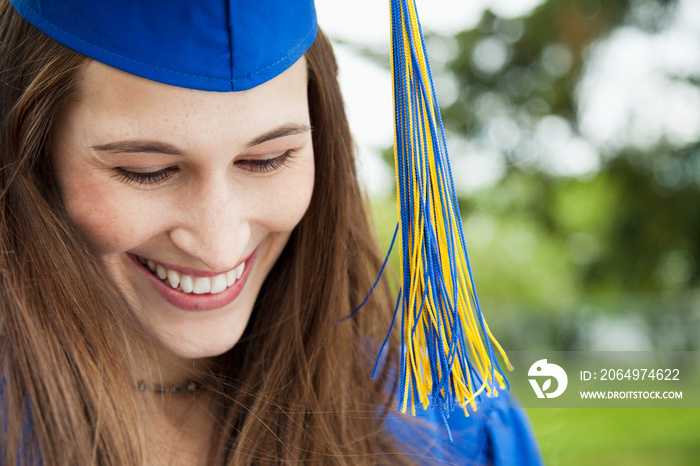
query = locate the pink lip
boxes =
[127,248,258,312]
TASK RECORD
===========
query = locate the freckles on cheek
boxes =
[62,181,141,255]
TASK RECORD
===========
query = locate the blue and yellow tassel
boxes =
[386,0,512,430]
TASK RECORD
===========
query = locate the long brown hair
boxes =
[0,2,415,464]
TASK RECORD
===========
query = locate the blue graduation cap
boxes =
[9,0,510,425]
[9,0,317,91]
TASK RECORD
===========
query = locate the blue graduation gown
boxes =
[385,391,544,465]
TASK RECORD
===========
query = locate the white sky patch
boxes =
[332,45,393,197]
[472,36,511,74]
[315,0,499,42]
[316,0,547,37]
[464,213,496,248]
[315,0,389,45]
[487,114,521,151]
[333,45,393,150]
[577,0,700,153]
[448,134,506,193]
[588,315,652,351]
[354,143,395,198]
[541,43,573,77]
[488,0,547,19]
[535,115,600,179]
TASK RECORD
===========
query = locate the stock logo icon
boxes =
[528,359,568,399]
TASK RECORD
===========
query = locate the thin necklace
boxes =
[134,380,199,394]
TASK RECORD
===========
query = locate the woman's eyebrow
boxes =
[91,123,312,155]
[91,140,182,155]
[244,123,311,148]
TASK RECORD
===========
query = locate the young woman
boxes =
[0,0,543,464]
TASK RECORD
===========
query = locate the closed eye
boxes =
[235,150,296,174]
[112,166,178,186]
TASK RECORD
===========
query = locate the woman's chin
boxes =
[140,323,246,361]
[156,335,241,360]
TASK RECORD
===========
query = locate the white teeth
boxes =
[180,275,194,293]
[138,256,246,295]
[210,275,227,294]
[166,269,180,289]
[192,277,211,294]
[225,270,237,287]
[234,262,245,279]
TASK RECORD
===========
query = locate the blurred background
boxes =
[316,0,700,464]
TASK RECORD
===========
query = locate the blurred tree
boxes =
[365,2,700,463]
[459,0,698,350]
[370,0,700,351]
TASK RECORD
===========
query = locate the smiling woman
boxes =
[0,0,542,465]
[50,60,315,358]
[0,2,413,464]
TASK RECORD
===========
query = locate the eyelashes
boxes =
[113,150,297,186]
[236,150,296,174]
[113,166,178,185]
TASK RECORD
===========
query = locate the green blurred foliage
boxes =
[527,407,700,465]
[370,0,700,353]
[367,1,699,463]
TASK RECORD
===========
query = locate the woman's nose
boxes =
[168,178,250,272]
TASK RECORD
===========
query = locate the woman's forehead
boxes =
[66,58,310,141]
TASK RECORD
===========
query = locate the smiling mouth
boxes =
[136,256,245,295]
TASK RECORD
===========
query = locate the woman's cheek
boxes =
[259,160,315,232]
[62,181,162,255]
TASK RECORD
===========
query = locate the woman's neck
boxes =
[139,388,216,466]
[125,333,215,389]
[127,342,217,465]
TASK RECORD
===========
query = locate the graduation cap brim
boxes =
[9,0,317,91]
